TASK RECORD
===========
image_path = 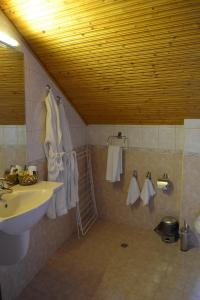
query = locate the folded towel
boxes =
[140,178,156,206]
[126,176,140,205]
[106,145,122,182]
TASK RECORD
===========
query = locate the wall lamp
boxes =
[0,31,19,47]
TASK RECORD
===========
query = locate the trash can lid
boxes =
[161,216,178,225]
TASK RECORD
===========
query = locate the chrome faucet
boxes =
[0,178,13,203]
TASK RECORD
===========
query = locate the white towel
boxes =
[140,178,156,206]
[44,90,68,219]
[106,145,122,182]
[59,101,79,209]
[126,177,140,205]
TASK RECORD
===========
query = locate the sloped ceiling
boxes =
[0,0,200,124]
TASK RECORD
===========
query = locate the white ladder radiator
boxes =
[76,147,98,237]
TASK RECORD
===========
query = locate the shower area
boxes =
[17,123,200,300]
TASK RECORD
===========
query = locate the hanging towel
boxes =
[44,89,68,219]
[126,176,140,206]
[58,101,79,209]
[106,145,122,182]
[140,178,156,206]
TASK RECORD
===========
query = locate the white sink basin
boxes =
[0,181,63,235]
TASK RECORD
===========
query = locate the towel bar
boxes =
[107,131,128,148]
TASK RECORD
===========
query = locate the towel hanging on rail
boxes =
[106,145,122,182]
[107,132,128,148]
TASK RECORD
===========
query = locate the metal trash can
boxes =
[154,216,179,243]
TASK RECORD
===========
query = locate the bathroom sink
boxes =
[0,181,63,235]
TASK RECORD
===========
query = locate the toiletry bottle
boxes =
[180,221,190,251]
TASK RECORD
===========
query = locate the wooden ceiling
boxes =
[0,0,200,124]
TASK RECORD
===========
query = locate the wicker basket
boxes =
[5,173,19,185]
[18,174,38,186]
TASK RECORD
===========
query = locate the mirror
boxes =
[0,45,25,124]
[0,44,26,176]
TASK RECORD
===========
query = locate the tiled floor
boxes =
[18,221,200,300]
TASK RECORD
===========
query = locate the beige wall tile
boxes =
[88,125,183,151]
[184,119,200,129]
[181,154,200,245]
[184,129,200,154]
[91,146,182,230]
[126,125,142,148]
[142,126,159,149]
[175,126,185,151]
[158,126,176,150]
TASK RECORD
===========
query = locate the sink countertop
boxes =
[12,181,63,192]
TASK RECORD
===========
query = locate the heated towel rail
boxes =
[107,131,128,149]
[76,147,98,238]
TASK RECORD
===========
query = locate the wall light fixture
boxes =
[0,32,19,47]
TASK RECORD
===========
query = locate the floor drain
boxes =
[121,243,128,248]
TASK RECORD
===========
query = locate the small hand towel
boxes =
[126,176,140,205]
[106,145,122,182]
[140,178,156,206]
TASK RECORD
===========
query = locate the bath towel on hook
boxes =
[44,88,68,218]
[44,87,79,219]
[140,172,156,206]
[126,171,140,205]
